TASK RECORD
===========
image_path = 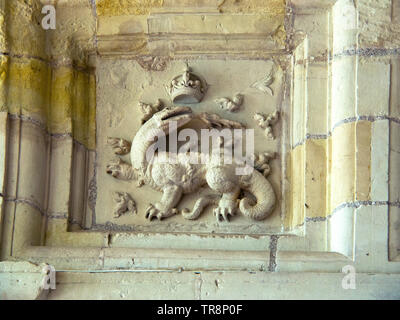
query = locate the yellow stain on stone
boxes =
[0,14,5,52]
[283,149,293,229]
[284,142,305,230]
[49,67,74,135]
[96,0,286,16]
[326,136,332,218]
[330,122,356,211]
[50,67,96,150]
[6,57,51,122]
[0,60,6,83]
[97,0,164,16]
[272,23,286,48]
[72,70,94,150]
[355,121,372,201]
[0,56,96,150]
[218,0,286,15]
[5,0,47,59]
[284,122,372,229]
[329,121,371,212]
[304,139,328,218]
[0,55,8,110]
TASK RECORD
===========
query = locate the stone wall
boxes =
[0,0,399,299]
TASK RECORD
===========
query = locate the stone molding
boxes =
[0,0,399,285]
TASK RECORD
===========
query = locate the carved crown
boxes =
[166,67,207,104]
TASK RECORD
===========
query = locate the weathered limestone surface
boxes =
[0,0,96,149]
[47,271,400,300]
[0,261,48,299]
[0,0,399,299]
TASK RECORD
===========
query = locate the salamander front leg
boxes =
[146,185,182,221]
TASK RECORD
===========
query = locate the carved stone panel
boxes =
[95,58,288,235]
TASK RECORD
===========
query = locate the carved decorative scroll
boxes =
[254,111,279,140]
[112,192,137,218]
[197,112,245,129]
[138,99,163,124]
[215,93,244,112]
[253,152,275,177]
[251,68,275,96]
[107,137,131,155]
[137,56,168,71]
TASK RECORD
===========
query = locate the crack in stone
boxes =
[268,235,279,272]
[194,272,203,300]
[89,0,99,51]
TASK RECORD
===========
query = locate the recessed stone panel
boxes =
[94,57,289,235]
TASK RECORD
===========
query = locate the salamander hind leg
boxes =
[206,167,240,222]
